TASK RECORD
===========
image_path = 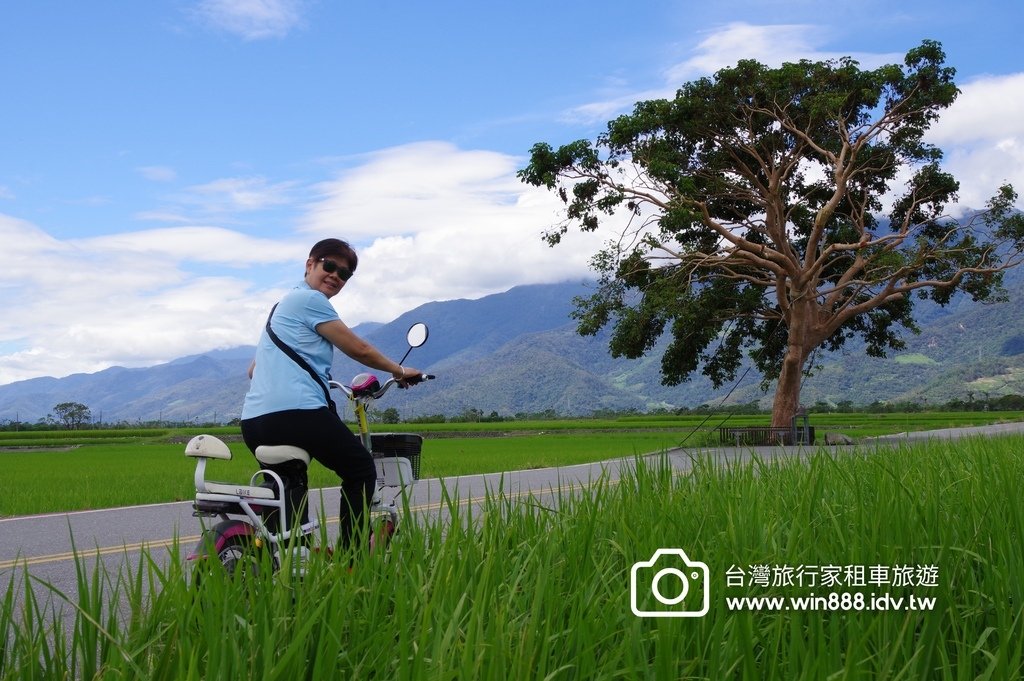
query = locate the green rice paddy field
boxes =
[2,411,1023,517]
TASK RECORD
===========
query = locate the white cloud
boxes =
[130,175,299,224]
[928,74,1024,145]
[300,141,612,325]
[191,0,306,40]
[133,210,193,223]
[75,226,303,264]
[559,87,673,127]
[563,23,902,125]
[301,142,536,239]
[0,215,300,384]
[137,165,178,182]
[180,176,299,213]
[0,275,275,385]
[926,73,1024,211]
[666,23,899,83]
[0,143,615,385]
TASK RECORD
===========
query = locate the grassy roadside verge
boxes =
[3,436,1023,678]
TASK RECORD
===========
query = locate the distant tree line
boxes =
[382,394,1024,424]
[2,394,1024,432]
[0,401,235,431]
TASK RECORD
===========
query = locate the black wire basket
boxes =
[370,433,423,480]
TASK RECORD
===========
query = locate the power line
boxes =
[677,316,787,447]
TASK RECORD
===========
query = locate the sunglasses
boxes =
[319,258,353,281]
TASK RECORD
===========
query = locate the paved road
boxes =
[3,422,1023,613]
[863,420,1024,442]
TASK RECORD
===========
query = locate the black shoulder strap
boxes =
[265,303,337,411]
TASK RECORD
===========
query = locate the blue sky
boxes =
[1,0,1022,385]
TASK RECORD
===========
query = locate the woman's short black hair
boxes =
[309,238,358,272]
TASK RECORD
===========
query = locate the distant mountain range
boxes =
[1,276,1023,425]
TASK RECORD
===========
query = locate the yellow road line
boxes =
[0,537,202,570]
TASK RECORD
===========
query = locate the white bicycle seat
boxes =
[255,444,311,466]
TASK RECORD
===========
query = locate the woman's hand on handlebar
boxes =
[392,365,423,388]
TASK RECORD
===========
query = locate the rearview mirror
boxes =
[406,322,429,348]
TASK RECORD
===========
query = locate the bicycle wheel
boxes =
[216,534,261,577]
[369,518,397,553]
[189,532,261,589]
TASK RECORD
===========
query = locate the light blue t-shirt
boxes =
[241,283,341,419]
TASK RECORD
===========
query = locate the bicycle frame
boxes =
[333,377,422,531]
[186,435,319,562]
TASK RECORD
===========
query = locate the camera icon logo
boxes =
[631,548,710,618]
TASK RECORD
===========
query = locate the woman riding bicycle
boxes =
[240,238,423,549]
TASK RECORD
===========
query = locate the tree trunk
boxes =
[770,288,819,432]
[771,291,819,428]
[771,343,806,428]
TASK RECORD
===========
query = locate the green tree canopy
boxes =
[52,402,91,430]
[519,40,1024,426]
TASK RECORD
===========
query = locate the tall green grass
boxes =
[3,435,1023,678]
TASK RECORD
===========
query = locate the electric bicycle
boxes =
[185,322,432,575]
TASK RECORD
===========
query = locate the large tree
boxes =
[519,41,1024,427]
[51,401,91,430]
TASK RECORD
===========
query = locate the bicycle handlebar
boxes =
[330,374,435,401]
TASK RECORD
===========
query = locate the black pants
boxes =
[240,407,377,547]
